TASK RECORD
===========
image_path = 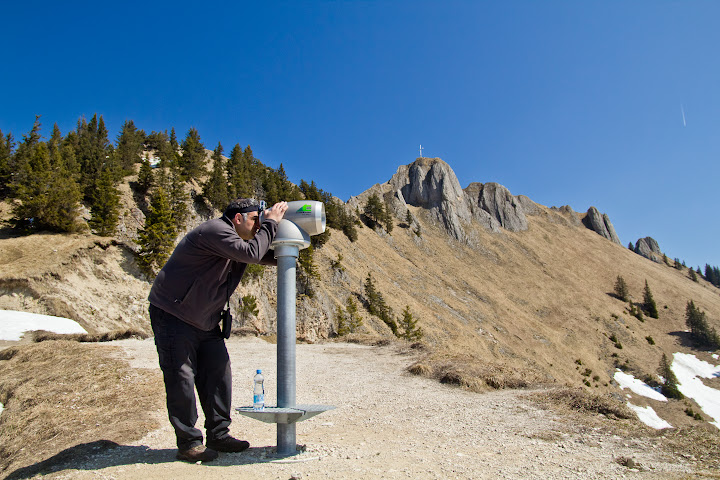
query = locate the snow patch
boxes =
[0,310,87,341]
[672,352,720,428]
[614,370,667,402]
[627,403,672,429]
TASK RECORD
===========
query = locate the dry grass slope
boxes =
[0,341,164,479]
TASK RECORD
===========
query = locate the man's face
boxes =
[234,212,260,240]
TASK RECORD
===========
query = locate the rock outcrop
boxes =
[389,158,472,241]
[634,237,663,263]
[582,207,621,245]
[349,158,535,240]
[466,182,529,232]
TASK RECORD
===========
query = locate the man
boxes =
[148,198,288,462]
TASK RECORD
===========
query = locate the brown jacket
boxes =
[148,215,278,330]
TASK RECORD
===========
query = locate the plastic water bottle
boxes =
[253,369,265,411]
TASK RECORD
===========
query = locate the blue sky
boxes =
[2,1,718,268]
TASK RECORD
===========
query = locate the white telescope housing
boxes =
[272,200,326,250]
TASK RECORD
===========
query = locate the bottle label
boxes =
[254,394,264,405]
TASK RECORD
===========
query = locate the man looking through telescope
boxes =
[148,198,288,463]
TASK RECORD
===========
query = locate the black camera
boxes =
[220,308,233,339]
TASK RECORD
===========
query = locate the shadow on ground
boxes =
[4,440,293,479]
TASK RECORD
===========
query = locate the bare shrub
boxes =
[541,387,634,419]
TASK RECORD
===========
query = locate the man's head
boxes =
[224,198,264,240]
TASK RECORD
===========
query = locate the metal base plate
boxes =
[235,404,335,424]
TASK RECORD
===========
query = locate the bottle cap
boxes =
[256,369,262,374]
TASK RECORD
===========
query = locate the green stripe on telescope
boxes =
[297,204,312,213]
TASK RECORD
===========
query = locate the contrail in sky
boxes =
[681,104,687,127]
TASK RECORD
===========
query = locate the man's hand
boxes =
[264,201,288,223]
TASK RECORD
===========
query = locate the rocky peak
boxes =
[582,207,621,245]
[389,158,472,241]
[465,182,529,232]
[634,236,662,263]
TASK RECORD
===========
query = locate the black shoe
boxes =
[176,444,219,462]
[207,436,250,453]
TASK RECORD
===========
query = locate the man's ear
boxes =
[232,213,242,225]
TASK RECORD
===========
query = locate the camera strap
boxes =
[221,270,232,339]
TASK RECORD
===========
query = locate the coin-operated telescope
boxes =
[273,200,326,250]
[237,200,333,457]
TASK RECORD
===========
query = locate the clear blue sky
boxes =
[2,1,718,269]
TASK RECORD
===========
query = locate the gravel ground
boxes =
[44,337,696,480]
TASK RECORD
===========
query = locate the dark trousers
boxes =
[149,304,232,450]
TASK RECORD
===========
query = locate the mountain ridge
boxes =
[1,156,719,433]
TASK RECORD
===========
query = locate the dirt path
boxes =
[45,337,694,479]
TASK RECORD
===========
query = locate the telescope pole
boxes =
[274,244,299,455]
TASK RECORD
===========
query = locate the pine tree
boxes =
[226,143,249,199]
[364,193,385,226]
[643,280,659,319]
[383,204,394,233]
[346,296,363,333]
[203,142,229,210]
[689,268,698,282]
[336,304,350,336]
[239,294,260,324]
[685,300,720,349]
[137,155,154,195]
[76,114,112,203]
[298,245,321,297]
[179,127,206,180]
[658,353,683,399]
[168,156,189,231]
[0,130,14,195]
[399,305,423,341]
[88,167,120,236]
[364,272,398,334]
[614,275,629,302]
[138,187,175,275]
[116,120,145,173]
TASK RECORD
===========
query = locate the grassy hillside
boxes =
[1,158,719,434]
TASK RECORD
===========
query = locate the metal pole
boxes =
[275,244,298,455]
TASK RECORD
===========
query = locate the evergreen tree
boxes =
[614,275,629,302]
[226,143,248,199]
[138,187,175,275]
[674,258,682,270]
[383,203,394,233]
[364,193,385,226]
[88,167,120,236]
[689,268,698,282]
[298,245,321,297]
[116,120,146,173]
[76,114,112,202]
[0,130,14,195]
[346,296,363,333]
[168,156,189,231]
[336,304,350,336]
[364,272,398,334]
[627,241,634,250]
[642,280,659,319]
[399,305,423,341]
[405,210,413,226]
[179,127,206,180]
[203,142,229,210]
[144,130,169,152]
[239,294,260,324]
[658,353,683,399]
[685,300,720,349]
[137,155,154,195]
